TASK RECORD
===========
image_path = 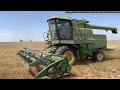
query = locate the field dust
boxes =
[71,40,120,79]
[0,40,120,79]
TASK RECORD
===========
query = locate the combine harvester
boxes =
[17,16,117,79]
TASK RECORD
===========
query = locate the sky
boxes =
[0,11,120,42]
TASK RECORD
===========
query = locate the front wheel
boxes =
[55,46,77,65]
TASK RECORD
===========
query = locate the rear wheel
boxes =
[55,46,77,65]
[93,50,105,61]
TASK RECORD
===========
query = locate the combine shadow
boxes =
[74,59,98,66]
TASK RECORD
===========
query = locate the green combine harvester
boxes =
[17,16,117,79]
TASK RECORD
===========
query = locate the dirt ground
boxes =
[0,40,120,79]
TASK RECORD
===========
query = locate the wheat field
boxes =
[0,40,120,79]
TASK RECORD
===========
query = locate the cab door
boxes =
[57,19,73,40]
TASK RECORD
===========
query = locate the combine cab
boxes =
[17,16,117,79]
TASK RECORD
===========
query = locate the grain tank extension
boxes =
[17,16,117,79]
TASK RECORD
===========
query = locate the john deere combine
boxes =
[17,16,117,79]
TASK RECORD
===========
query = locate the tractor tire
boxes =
[55,46,77,65]
[93,50,105,61]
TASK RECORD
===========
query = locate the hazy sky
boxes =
[0,11,120,42]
